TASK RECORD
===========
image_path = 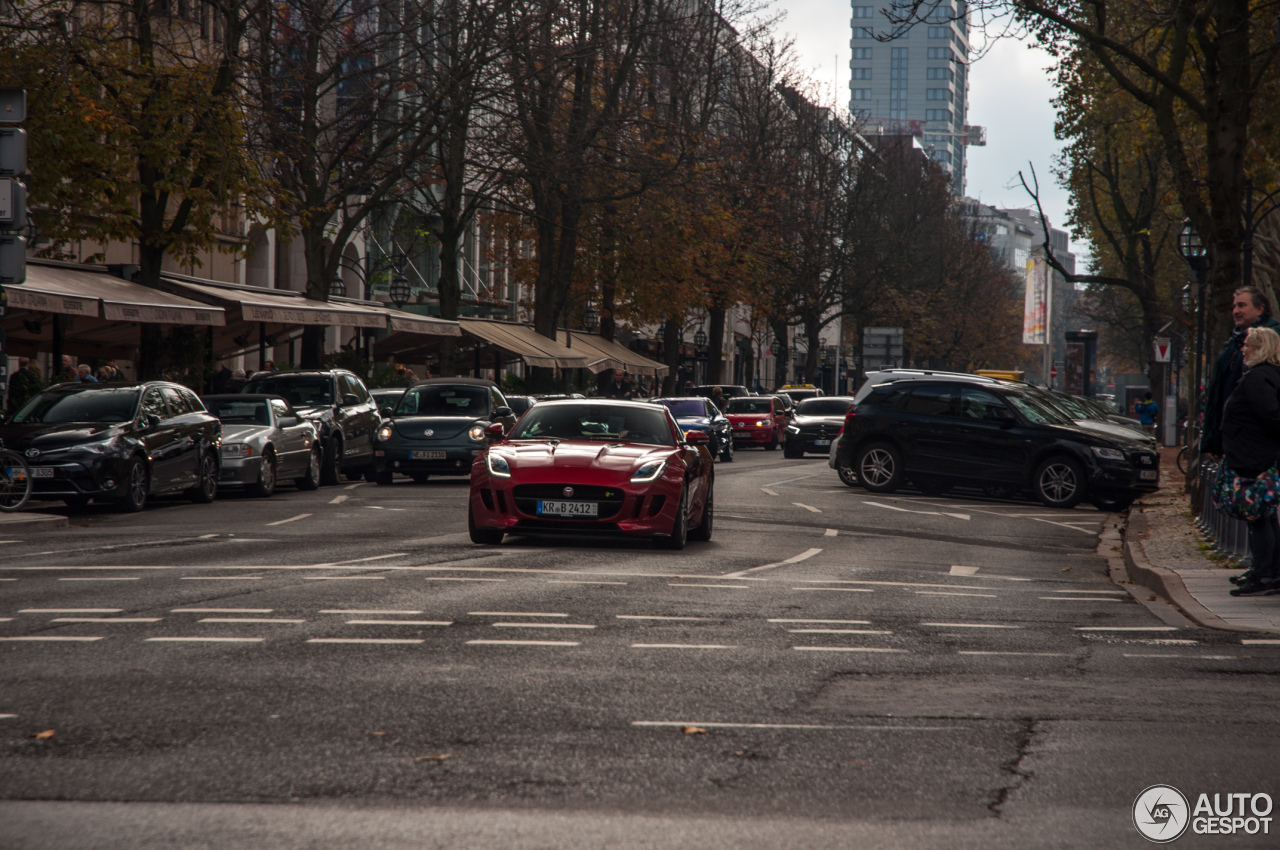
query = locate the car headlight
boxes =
[221,443,253,458]
[757,419,771,428]
[1091,446,1125,461]
[486,453,511,478]
[468,425,486,442]
[786,425,800,434]
[64,437,122,455]
[631,459,666,483]
[376,424,394,441]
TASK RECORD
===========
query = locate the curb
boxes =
[0,512,69,533]
[1121,509,1256,634]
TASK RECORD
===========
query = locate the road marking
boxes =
[470,612,568,617]
[725,547,823,577]
[50,617,161,623]
[768,618,871,625]
[792,502,822,513]
[492,622,596,630]
[1038,597,1122,602]
[181,576,264,580]
[266,513,312,526]
[307,638,424,645]
[1076,626,1177,631]
[793,646,907,653]
[173,608,273,614]
[1048,589,1127,595]
[1241,639,1280,645]
[864,501,970,520]
[632,721,949,731]
[320,610,424,615]
[548,580,628,585]
[916,591,997,598]
[765,472,827,487]
[949,565,980,576]
[344,482,365,490]
[467,639,580,647]
[791,587,873,593]
[145,637,264,643]
[0,636,104,642]
[631,643,737,649]
[669,583,750,589]
[761,488,780,496]
[19,608,123,614]
[920,622,1022,629]
[1124,654,1244,659]
[303,576,385,581]
[0,714,16,719]
[199,534,219,539]
[824,528,838,537]
[320,554,408,566]
[422,577,507,582]
[1028,517,1098,534]
[798,579,990,590]
[198,618,305,624]
[618,615,714,621]
[959,651,1071,657]
[787,628,891,634]
[328,495,349,504]
[0,618,10,622]
[346,620,452,626]
[58,577,141,582]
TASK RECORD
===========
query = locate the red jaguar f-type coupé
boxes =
[468,399,714,549]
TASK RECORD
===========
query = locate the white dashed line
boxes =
[725,547,823,577]
[320,610,424,615]
[1123,654,1243,659]
[796,580,987,590]
[328,495,349,504]
[669,583,750,589]
[0,636,104,642]
[761,488,780,496]
[915,591,997,598]
[50,618,161,623]
[1048,589,1127,595]
[307,638,424,645]
[949,565,979,576]
[19,608,122,614]
[145,637,264,643]
[198,618,305,624]
[824,528,838,537]
[470,612,567,618]
[958,651,1071,657]
[618,615,714,621]
[1039,597,1122,602]
[547,580,628,585]
[303,576,385,581]
[0,714,16,719]
[864,501,969,520]
[266,513,312,526]
[1241,639,1280,645]
[768,618,871,625]
[422,577,506,582]
[317,554,408,566]
[345,620,452,626]
[792,503,822,513]
[467,640,580,647]
[181,576,264,580]
[172,608,273,614]
[791,587,873,593]
[1076,626,1177,631]
[631,643,737,649]
[787,629,891,635]
[793,646,906,653]
[492,622,597,630]
[632,721,949,731]
[0,618,11,622]
[920,622,1022,629]
[344,482,365,490]
[58,577,141,582]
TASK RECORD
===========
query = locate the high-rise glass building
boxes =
[849,2,972,192]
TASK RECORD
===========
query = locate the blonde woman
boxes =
[1220,325,1280,595]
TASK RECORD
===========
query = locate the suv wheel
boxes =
[117,457,149,513]
[321,436,342,486]
[855,442,903,493]
[188,452,218,503]
[1033,455,1085,509]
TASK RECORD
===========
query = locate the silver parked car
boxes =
[201,395,321,496]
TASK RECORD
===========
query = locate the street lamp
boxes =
[388,272,411,309]
[694,327,707,349]
[330,270,346,299]
[583,303,598,333]
[1177,219,1209,446]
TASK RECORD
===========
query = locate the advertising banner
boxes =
[1022,257,1047,344]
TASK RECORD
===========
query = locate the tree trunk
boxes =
[707,306,725,384]
[437,230,462,376]
[662,318,682,395]
[771,319,789,390]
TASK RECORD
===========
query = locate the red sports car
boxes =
[468,399,714,549]
[723,395,788,450]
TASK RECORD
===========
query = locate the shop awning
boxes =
[459,319,591,369]
[9,262,225,325]
[555,330,669,377]
[164,277,385,328]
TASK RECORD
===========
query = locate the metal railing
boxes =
[1193,458,1253,566]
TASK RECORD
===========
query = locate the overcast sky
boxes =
[766,0,1088,260]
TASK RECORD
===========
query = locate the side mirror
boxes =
[341,393,361,407]
[684,430,710,445]
[484,422,505,440]
[278,416,298,428]
[492,406,513,419]
[140,413,161,431]
[380,406,395,417]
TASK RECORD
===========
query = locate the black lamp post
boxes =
[330,270,347,299]
[584,303,598,333]
[1177,219,1209,429]
[389,272,412,310]
[694,327,707,349]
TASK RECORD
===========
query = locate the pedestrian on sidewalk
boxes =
[1134,392,1159,436]
[1201,286,1280,456]
[1219,326,1280,596]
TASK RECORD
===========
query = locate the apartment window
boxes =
[925,109,952,122]
[852,6,875,18]
[926,68,952,80]
[851,27,875,40]
[932,149,952,165]
[852,48,873,59]
[850,89,873,101]
[889,47,908,120]
[927,47,952,60]
[852,68,872,80]
[928,26,949,38]
[926,88,951,101]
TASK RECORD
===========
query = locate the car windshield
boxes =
[507,397,533,415]
[509,405,674,446]
[724,398,772,414]
[12,388,140,424]
[243,376,333,407]
[1006,392,1073,426]
[396,385,490,417]
[205,399,271,426]
[654,399,707,418]
[1051,393,1092,419]
[797,399,851,417]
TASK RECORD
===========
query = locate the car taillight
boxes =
[844,410,857,429]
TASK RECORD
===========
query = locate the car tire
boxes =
[410,473,431,484]
[248,451,277,498]
[855,442,903,493]
[783,441,803,459]
[344,470,364,482]
[689,484,713,542]
[720,438,734,463]
[188,452,219,503]
[1088,494,1134,512]
[657,485,688,550]
[116,457,149,513]
[1034,455,1086,509]
[373,468,395,486]
[468,503,504,545]
[321,437,342,486]
[837,463,859,488]
[766,436,777,451]
[295,447,322,491]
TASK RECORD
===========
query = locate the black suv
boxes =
[242,370,379,484]
[836,377,1158,510]
[0,382,222,511]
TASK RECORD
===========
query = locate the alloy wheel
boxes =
[859,448,895,487]
[1038,462,1078,503]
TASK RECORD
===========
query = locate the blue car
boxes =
[650,397,734,462]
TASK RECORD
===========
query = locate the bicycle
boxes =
[0,447,33,512]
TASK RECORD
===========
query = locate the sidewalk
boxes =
[1123,448,1280,634]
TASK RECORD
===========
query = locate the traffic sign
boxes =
[1050,365,1058,380]
[1154,337,1171,363]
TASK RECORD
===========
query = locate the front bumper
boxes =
[15,456,127,498]
[218,455,264,487]
[787,432,837,453]
[375,441,482,476]
[732,427,775,445]
[469,468,682,538]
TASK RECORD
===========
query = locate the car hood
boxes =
[391,416,483,441]
[675,417,713,429]
[1072,418,1156,447]
[791,415,844,426]
[495,440,673,482]
[0,421,126,451]
[220,424,273,443]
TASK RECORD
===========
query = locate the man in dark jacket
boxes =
[1201,287,1280,455]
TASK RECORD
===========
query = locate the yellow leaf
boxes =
[34,730,55,740]
[681,726,707,735]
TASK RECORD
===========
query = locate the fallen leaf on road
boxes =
[1061,567,1071,572]
[368,731,386,736]
[414,754,455,762]
[34,730,55,740]
[1147,595,1157,601]
[681,726,707,735]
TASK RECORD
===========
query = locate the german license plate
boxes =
[1139,470,1158,480]
[28,467,54,478]
[410,450,446,460]
[815,439,831,447]
[537,500,598,517]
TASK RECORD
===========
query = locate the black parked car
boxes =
[836,377,1159,510]
[242,369,380,485]
[373,378,517,483]
[0,382,221,511]
[784,397,855,458]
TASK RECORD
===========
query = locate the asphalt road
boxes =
[1,451,1277,849]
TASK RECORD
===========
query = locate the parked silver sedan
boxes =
[201,395,321,496]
